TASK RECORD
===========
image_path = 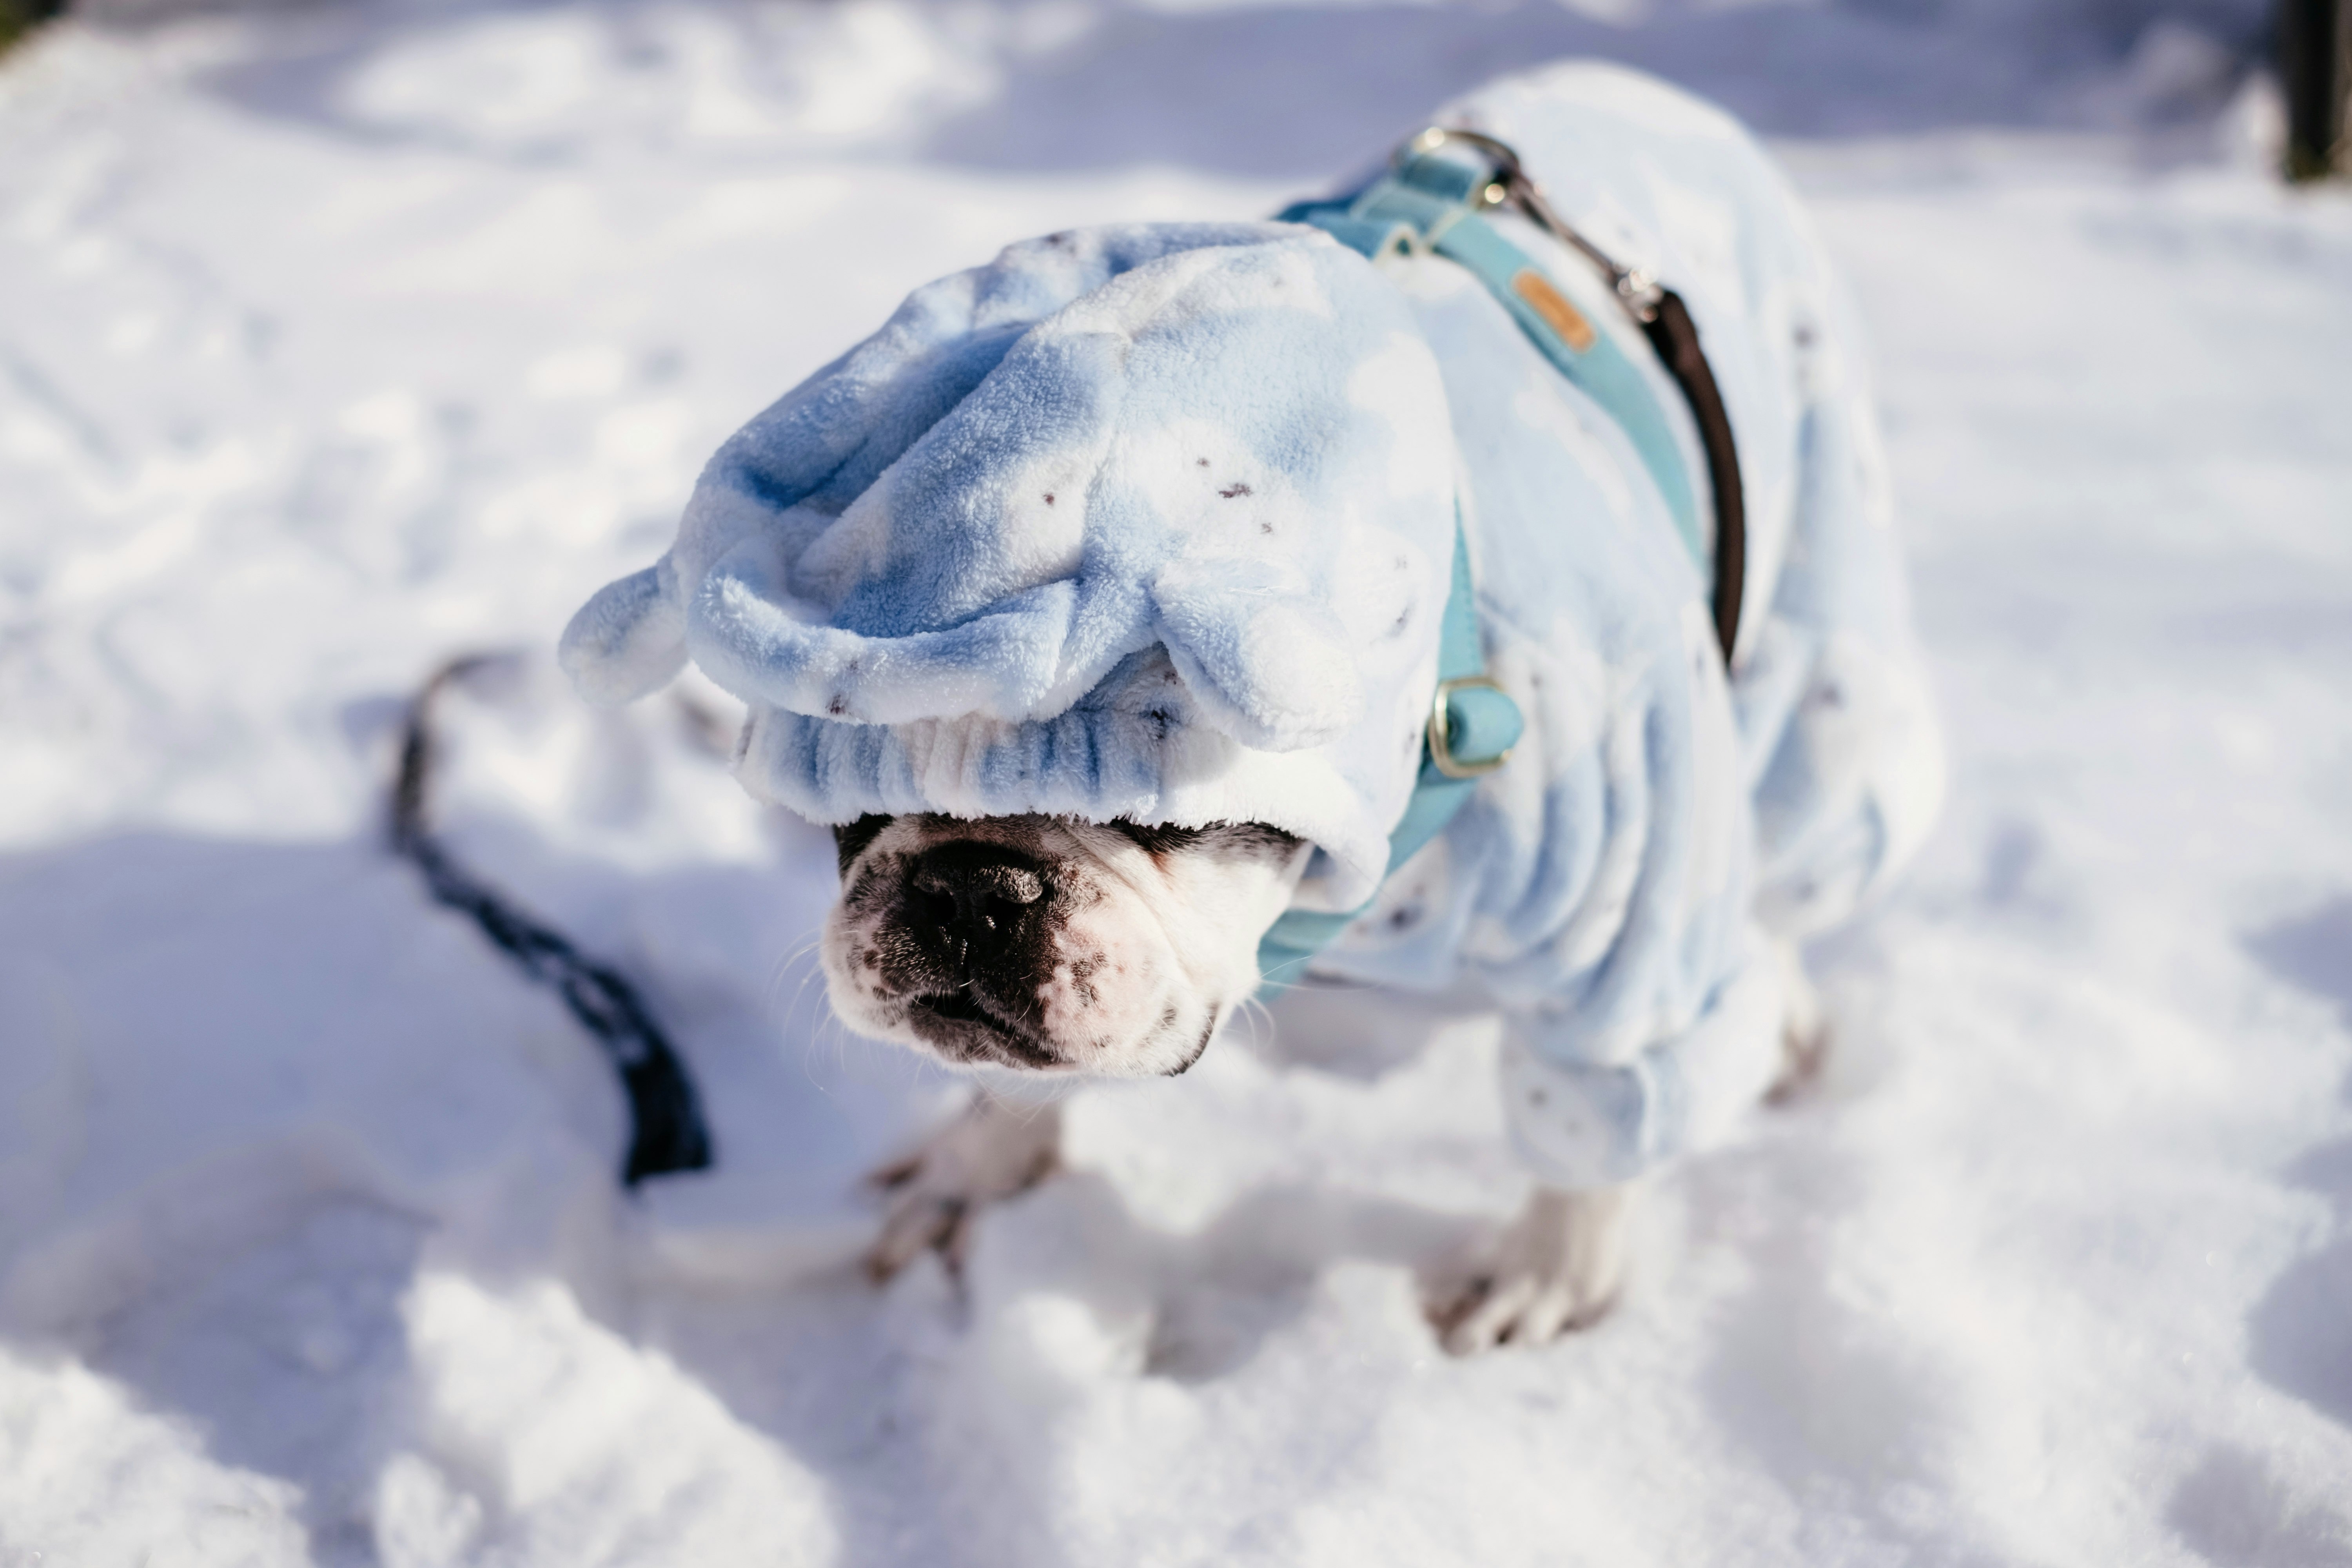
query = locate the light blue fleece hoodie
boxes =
[562,62,1944,1188]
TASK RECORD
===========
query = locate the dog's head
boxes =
[560,230,1463,1079]
[821,813,1310,1078]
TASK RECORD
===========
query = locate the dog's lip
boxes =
[909,987,1063,1068]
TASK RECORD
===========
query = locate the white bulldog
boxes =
[563,62,1944,1352]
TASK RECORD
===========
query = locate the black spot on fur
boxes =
[1043,492,1055,505]
[843,856,902,916]
[1142,705,1176,740]
[1069,953,1101,1007]
[1219,483,1252,499]
[833,815,893,878]
[1167,1006,1218,1076]
[1196,457,1209,467]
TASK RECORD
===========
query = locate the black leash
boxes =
[1639,287,1746,661]
[391,657,714,1187]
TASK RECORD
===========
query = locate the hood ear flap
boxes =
[559,561,688,708]
[1150,558,1364,752]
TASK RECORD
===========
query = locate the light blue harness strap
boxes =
[1257,522,1521,993]
[1281,156,1710,577]
[1254,152,1733,994]
[1255,145,1768,993]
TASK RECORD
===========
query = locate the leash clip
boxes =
[1398,125,1662,324]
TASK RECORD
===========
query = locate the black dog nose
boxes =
[907,843,1048,969]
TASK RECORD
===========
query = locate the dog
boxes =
[561,62,1944,1352]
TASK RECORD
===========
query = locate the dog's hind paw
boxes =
[863,1094,1063,1283]
[1426,1184,1634,1355]
[1764,938,1832,1106]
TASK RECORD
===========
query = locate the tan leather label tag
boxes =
[1512,269,1596,354]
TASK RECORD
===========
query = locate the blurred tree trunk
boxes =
[2280,0,2350,179]
[0,0,67,51]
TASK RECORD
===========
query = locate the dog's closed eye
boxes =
[1111,820,1209,856]
[1109,820,1302,861]
[832,815,1299,881]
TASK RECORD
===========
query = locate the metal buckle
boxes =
[1428,675,1513,780]
[1396,125,1664,325]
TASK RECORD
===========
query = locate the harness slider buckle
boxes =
[1428,675,1516,780]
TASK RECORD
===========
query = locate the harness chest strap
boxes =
[1257,523,1521,990]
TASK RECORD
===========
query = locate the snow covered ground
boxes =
[4,0,2351,1562]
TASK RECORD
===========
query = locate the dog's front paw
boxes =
[1426,1185,1635,1354]
[864,1095,1063,1283]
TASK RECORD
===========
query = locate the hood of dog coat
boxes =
[559,222,1461,909]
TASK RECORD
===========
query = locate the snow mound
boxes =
[4,0,2352,1563]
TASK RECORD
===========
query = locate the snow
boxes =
[3,0,2351,1562]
